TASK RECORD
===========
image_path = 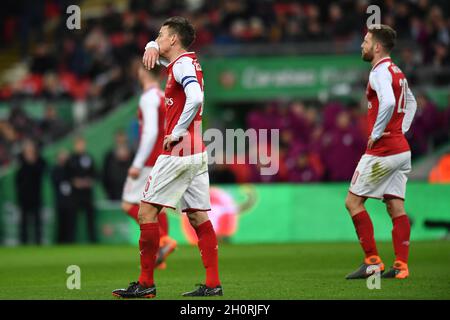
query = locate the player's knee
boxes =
[345,195,365,216]
[138,202,159,224]
[187,211,209,229]
[386,201,406,219]
[345,196,356,212]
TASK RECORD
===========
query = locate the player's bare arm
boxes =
[128,166,140,179]
[163,135,177,151]
[143,42,160,70]
[367,132,390,150]
[143,29,172,69]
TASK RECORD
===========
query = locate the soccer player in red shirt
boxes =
[121,65,177,270]
[113,17,222,298]
[345,25,417,280]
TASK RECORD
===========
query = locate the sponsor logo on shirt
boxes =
[165,97,174,107]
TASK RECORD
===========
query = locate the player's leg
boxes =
[345,155,385,279]
[382,152,412,279]
[137,201,161,284]
[344,192,384,279]
[121,167,153,223]
[155,210,178,269]
[383,198,410,279]
[180,152,222,296]
[112,201,160,299]
[113,155,190,298]
[121,201,139,222]
[182,210,223,297]
[345,192,378,259]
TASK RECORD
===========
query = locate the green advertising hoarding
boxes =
[3,182,449,246]
[18,182,442,246]
[201,54,367,102]
[128,183,449,245]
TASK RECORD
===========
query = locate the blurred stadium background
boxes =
[0,0,449,299]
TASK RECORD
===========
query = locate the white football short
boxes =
[141,151,211,212]
[349,151,411,200]
[122,167,153,204]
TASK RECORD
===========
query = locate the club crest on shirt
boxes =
[193,60,202,71]
[368,101,372,109]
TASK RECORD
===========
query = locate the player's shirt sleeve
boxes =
[145,41,170,67]
[170,57,204,140]
[369,67,396,140]
[402,87,417,134]
[132,91,160,169]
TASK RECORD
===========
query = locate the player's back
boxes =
[385,61,408,134]
[366,58,410,156]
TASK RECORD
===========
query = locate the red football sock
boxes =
[158,211,169,238]
[392,215,411,264]
[195,220,220,288]
[352,210,379,258]
[126,204,139,223]
[138,223,159,287]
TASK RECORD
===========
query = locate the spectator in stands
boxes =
[8,105,37,142]
[51,149,75,244]
[1,0,449,185]
[210,163,237,184]
[407,93,440,156]
[102,129,133,200]
[15,139,46,245]
[41,72,70,101]
[66,136,98,243]
[30,43,56,74]
[0,120,16,166]
[18,0,45,58]
[398,47,420,85]
[285,147,322,183]
[39,105,70,143]
[321,110,366,181]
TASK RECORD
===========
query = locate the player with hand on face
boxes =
[113,17,222,298]
[345,24,417,280]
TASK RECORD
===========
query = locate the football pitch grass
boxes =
[0,241,449,300]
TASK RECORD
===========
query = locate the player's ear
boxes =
[170,33,177,47]
[375,42,382,53]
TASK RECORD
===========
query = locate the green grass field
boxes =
[0,241,449,300]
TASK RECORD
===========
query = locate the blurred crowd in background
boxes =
[1,0,449,245]
[210,94,450,184]
[1,0,449,180]
[1,0,449,60]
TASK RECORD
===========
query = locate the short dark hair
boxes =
[368,24,397,52]
[162,16,196,49]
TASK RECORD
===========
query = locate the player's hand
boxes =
[367,132,390,149]
[163,135,179,151]
[142,47,159,70]
[128,167,141,179]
